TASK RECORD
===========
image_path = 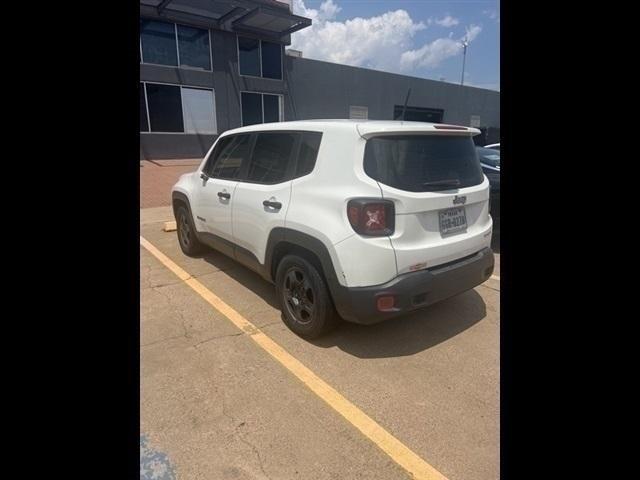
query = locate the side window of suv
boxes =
[295,131,322,178]
[208,134,252,180]
[203,136,232,175]
[246,132,297,184]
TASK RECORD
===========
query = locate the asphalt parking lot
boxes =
[140,205,500,480]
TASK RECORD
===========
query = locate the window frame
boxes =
[144,82,185,133]
[176,23,213,71]
[363,134,484,192]
[259,40,284,80]
[140,82,150,133]
[203,136,231,176]
[240,91,284,127]
[140,81,217,135]
[237,36,262,78]
[203,130,322,185]
[236,35,283,81]
[140,18,179,67]
[207,133,256,181]
[181,86,218,134]
[140,18,213,72]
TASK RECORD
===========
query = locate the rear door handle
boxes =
[263,200,282,209]
[218,191,231,199]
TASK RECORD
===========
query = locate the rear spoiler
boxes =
[356,123,481,139]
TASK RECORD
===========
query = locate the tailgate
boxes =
[383,181,492,274]
[362,132,493,274]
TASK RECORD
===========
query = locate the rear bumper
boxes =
[332,247,494,324]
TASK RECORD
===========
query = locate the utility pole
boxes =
[460,38,469,86]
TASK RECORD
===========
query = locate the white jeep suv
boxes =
[172,120,494,338]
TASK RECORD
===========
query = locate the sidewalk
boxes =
[140,159,201,209]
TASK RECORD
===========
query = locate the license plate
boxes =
[439,207,467,235]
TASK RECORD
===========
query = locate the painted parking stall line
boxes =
[140,235,449,480]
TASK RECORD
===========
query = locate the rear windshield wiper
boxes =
[421,179,461,188]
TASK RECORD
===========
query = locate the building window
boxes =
[238,37,261,77]
[141,82,217,134]
[140,18,211,71]
[261,41,282,80]
[238,36,283,80]
[393,105,444,122]
[177,25,211,70]
[263,94,281,123]
[241,92,283,126]
[146,83,184,132]
[140,19,178,66]
[181,88,217,134]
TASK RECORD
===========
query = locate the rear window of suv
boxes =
[364,135,484,192]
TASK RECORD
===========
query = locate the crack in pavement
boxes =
[153,286,191,340]
[144,284,283,350]
[141,263,189,290]
[141,286,193,348]
[191,320,282,349]
[221,391,272,480]
[192,331,245,349]
[142,280,190,290]
[141,334,186,348]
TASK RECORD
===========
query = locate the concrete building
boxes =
[140,0,500,159]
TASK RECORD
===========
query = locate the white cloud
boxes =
[483,9,500,22]
[433,15,459,27]
[291,0,482,74]
[400,25,482,71]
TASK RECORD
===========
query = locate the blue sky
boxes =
[290,0,500,91]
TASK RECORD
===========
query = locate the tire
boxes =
[176,205,206,257]
[275,254,340,339]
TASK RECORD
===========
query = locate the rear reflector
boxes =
[433,124,468,130]
[377,295,396,311]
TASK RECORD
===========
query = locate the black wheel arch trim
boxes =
[172,191,191,218]
[266,228,338,282]
[265,228,354,320]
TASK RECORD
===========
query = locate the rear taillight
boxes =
[347,199,395,236]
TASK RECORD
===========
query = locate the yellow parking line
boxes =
[140,235,449,480]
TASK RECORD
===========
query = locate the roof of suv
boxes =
[223,120,480,137]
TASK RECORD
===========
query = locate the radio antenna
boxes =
[401,88,411,121]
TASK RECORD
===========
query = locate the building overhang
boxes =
[140,0,311,43]
[232,7,311,38]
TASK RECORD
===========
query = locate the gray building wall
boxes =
[284,57,500,128]
[140,11,500,159]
